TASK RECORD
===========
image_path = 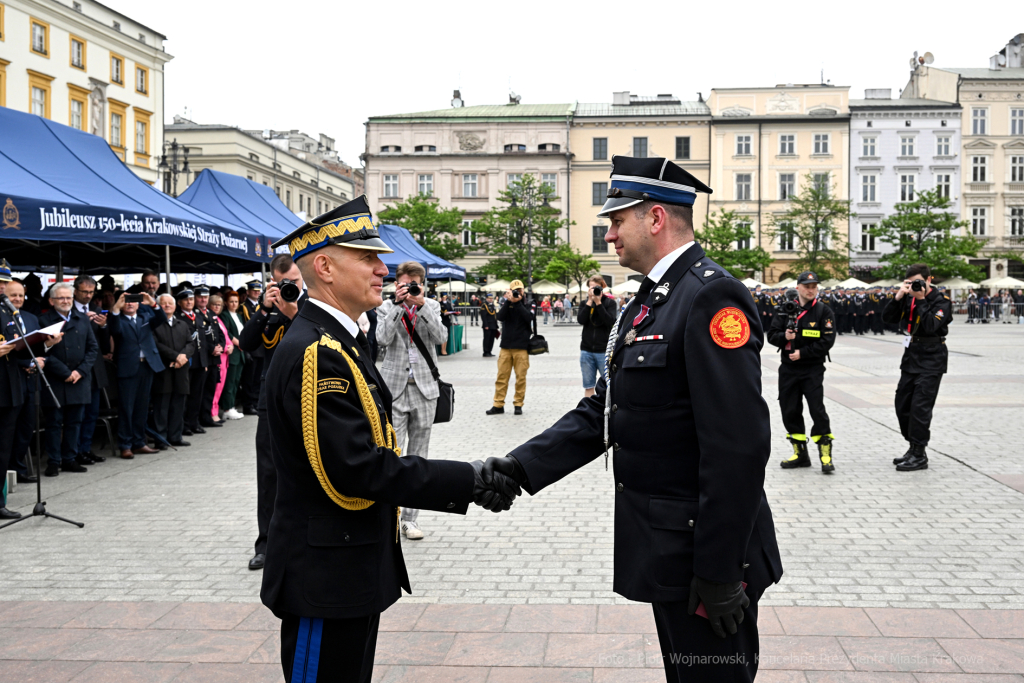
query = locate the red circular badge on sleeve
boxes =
[709,307,751,349]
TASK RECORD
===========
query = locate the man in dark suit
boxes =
[108,291,165,459]
[5,280,42,488]
[482,157,782,683]
[40,282,99,477]
[176,289,209,436]
[71,275,110,465]
[0,263,28,518]
[262,197,519,682]
[195,286,225,428]
[152,293,195,448]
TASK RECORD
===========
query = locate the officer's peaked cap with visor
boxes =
[597,156,713,218]
[271,195,394,260]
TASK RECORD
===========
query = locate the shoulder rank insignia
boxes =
[694,262,702,268]
[704,270,715,278]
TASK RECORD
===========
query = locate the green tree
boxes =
[542,243,601,295]
[473,174,569,283]
[767,173,853,281]
[694,209,773,278]
[377,192,467,262]
[866,189,983,280]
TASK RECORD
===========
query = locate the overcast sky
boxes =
[119,0,1012,168]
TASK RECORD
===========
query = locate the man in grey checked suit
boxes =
[375,261,448,540]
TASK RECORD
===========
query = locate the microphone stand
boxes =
[0,306,84,530]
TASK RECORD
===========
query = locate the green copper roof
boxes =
[370,103,576,122]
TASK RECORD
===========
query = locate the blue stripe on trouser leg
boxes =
[291,617,324,683]
[305,618,323,683]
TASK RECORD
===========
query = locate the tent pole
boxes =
[56,244,63,282]
[165,245,172,291]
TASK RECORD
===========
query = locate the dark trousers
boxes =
[778,363,830,438]
[154,392,187,443]
[117,365,154,451]
[0,405,22,506]
[201,360,219,422]
[836,314,846,334]
[871,312,884,334]
[185,364,207,430]
[79,384,102,455]
[44,403,86,467]
[280,612,379,683]
[652,588,761,683]
[255,412,276,555]
[240,357,261,411]
[895,372,943,447]
[482,327,496,355]
[12,390,36,476]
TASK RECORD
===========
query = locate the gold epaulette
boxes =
[301,334,400,512]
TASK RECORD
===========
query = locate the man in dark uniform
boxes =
[767,272,837,473]
[261,196,519,682]
[238,280,263,416]
[480,293,498,357]
[832,288,847,335]
[195,286,225,428]
[753,285,767,330]
[0,261,27,518]
[239,254,306,571]
[882,263,952,471]
[480,157,782,683]
[175,289,209,436]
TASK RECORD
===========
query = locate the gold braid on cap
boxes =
[301,335,401,511]
[289,214,374,256]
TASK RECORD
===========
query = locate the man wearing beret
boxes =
[479,157,782,682]
[262,196,521,682]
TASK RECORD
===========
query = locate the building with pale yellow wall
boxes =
[708,85,851,283]
[569,92,710,286]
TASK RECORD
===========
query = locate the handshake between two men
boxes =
[469,456,525,512]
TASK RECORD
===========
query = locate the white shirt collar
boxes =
[645,241,695,284]
[308,298,360,339]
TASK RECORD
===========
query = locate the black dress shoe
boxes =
[17,473,38,484]
[155,443,168,451]
[514,406,523,415]
[44,464,60,477]
[169,440,191,447]
[61,461,88,473]
[485,406,504,415]
[0,508,22,520]
[243,407,259,416]
[249,553,266,570]
[182,428,194,436]
[193,426,207,434]
[90,454,106,463]
[200,420,223,428]
[77,454,96,465]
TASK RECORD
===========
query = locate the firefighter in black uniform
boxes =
[479,157,782,683]
[480,292,498,357]
[175,289,209,436]
[0,260,27,520]
[261,196,519,683]
[767,272,837,473]
[195,286,225,428]
[881,263,952,471]
[238,281,263,416]
[832,288,847,335]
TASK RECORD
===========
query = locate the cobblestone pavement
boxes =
[2,319,1023,610]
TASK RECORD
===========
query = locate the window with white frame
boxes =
[861,175,877,202]
[383,174,399,198]
[1011,156,1024,183]
[541,173,557,193]
[936,136,951,156]
[1013,109,1024,136]
[899,174,915,201]
[110,112,122,147]
[462,173,478,197]
[813,173,830,196]
[135,120,146,153]
[778,226,795,251]
[418,174,433,195]
[862,137,876,156]
[779,173,795,200]
[779,134,795,155]
[31,87,46,117]
[900,136,916,156]
[71,38,85,68]
[935,173,952,199]
[70,99,83,130]
[1010,208,1024,236]
[462,219,477,246]
[507,173,522,187]
[972,207,987,235]
[861,225,876,252]
[972,108,987,135]
[972,156,987,182]
[736,222,752,250]
[31,22,47,54]
[813,134,830,154]
[736,135,752,156]
[735,173,752,200]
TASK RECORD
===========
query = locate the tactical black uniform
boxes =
[767,296,837,472]
[882,286,952,470]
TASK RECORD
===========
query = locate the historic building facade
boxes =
[708,85,851,283]
[0,0,171,184]
[848,90,961,274]
[569,92,711,286]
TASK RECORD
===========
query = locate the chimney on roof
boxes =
[612,91,630,106]
[865,88,892,100]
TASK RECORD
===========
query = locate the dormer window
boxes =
[504,144,526,153]
[380,145,401,153]
[538,143,561,152]
[414,145,436,152]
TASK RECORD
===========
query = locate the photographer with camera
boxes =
[376,261,448,540]
[882,264,952,472]
[238,253,306,571]
[577,276,617,398]
[767,271,838,473]
[486,279,532,415]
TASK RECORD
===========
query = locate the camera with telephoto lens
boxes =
[404,282,422,297]
[910,279,926,292]
[277,279,300,303]
[124,293,144,304]
[779,289,801,329]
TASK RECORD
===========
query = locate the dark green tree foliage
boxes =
[694,209,773,278]
[768,173,853,280]
[377,193,467,262]
[543,244,601,295]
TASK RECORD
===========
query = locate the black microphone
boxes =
[0,293,19,316]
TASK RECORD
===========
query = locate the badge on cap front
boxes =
[709,307,750,349]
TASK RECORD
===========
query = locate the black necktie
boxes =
[356,329,371,355]
[634,278,656,308]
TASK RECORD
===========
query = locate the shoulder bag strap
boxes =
[403,311,441,381]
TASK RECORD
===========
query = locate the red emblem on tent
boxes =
[709,307,750,349]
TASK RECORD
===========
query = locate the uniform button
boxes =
[638,356,645,363]
[613,443,621,451]
[616,483,624,492]
[688,520,694,528]
[611,404,618,413]
[446,502,455,509]
[344,533,351,542]
[611,364,617,373]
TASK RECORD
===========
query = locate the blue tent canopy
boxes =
[0,106,269,272]
[378,225,465,281]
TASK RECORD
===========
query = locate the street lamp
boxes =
[159,138,190,197]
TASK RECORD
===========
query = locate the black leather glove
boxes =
[687,575,750,639]
[470,460,521,512]
[481,455,528,489]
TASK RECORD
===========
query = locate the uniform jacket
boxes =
[198,307,225,367]
[40,308,98,406]
[882,287,952,374]
[577,295,618,353]
[108,306,165,377]
[480,301,499,330]
[238,293,306,412]
[496,299,532,350]
[260,300,475,619]
[375,298,447,401]
[14,310,41,396]
[766,298,836,370]
[176,309,209,368]
[0,307,25,407]
[508,245,782,604]
[151,315,195,395]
